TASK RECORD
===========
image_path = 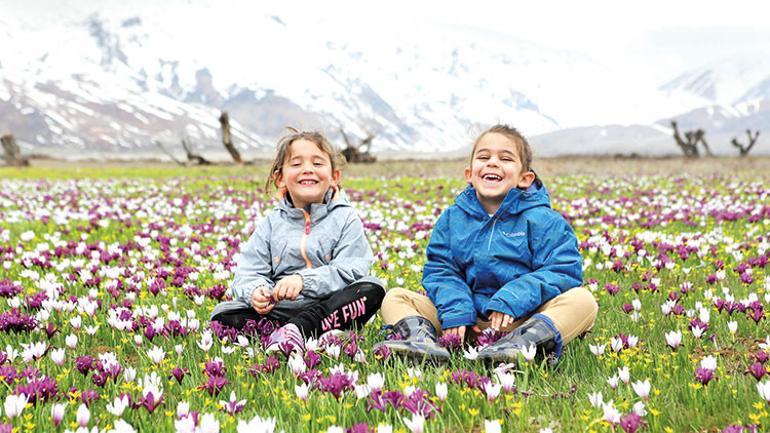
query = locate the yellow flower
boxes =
[468,408,479,417]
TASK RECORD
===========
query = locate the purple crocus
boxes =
[373,345,391,361]
[438,333,463,349]
[304,351,321,369]
[619,412,643,433]
[695,368,714,385]
[317,372,356,400]
[746,362,767,381]
[75,356,94,376]
[199,375,229,396]
[170,367,189,384]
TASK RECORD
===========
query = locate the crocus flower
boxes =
[295,383,309,401]
[665,330,682,350]
[50,348,65,366]
[4,393,27,418]
[588,391,603,408]
[219,391,246,415]
[701,355,717,371]
[695,368,715,385]
[631,379,651,400]
[435,382,448,401]
[52,403,65,426]
[106,395,130,416]
[602,401,621,424]
[367,373,385,392]
[758,381,770,404]
[589,343,605,356]
[463,346,478,360]
[746,362,767,381]
[147,345,165,364]
[619,413,643,433]
[521,344,537,362]
[484,419,502,433]
[618,366,630,384]
[107,419,136,433]
[77,403,90,427]
[483,382,501,401]
[403,413,425,433]
[236,415,276,433]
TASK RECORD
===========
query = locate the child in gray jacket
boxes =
[211,129,385,353]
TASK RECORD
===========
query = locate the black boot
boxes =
[373,316,451,362]
[476,314,563,365]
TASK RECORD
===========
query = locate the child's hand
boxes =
[273,274,304,301]
[251,286,274,315]
[444,326,467,341]
[489,311,514,332]
[444,325,481,342]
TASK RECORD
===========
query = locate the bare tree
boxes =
[339,127,376,164]
[218,111,243,164]
[671,121,710,157]
[731,130,760,156]
[181,138,211,165]
[153,140,185,166]
[1,134,30,166]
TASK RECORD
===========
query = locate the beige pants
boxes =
[381,287,598,344]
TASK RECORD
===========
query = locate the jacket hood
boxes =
[455,179,551,219]
[276,187,351,220]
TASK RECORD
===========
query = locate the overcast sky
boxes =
[272,0,770,81]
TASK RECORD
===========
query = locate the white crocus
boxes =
[403,413,425,433]
[106,395,130,416]
[435,382,448,401]
[521,343,537,362]
[147,345,165,364]
[4,393,28,418]
[77,403,90,427]
[618,366,630,384]
[665,330,682,349]
[631,379,651,400]
[700,355,717,371]
[588,391,603,408]
[484,419,502,433]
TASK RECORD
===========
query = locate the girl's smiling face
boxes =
[276,139,340,209]
[464,132,535,214]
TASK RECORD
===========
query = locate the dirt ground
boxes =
[9,155,770,178]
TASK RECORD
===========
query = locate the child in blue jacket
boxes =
[376,124,598,363]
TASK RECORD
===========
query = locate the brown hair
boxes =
[264,127,347,193]
[469,124,533,172]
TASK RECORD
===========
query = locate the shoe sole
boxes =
[477,351,520,367]
[385,344,451,364]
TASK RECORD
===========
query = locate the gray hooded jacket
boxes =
[211,188,375,318]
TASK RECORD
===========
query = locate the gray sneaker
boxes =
[476,314,562,365]
[373,316,450,363]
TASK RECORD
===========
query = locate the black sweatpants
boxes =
[211,280,385,337]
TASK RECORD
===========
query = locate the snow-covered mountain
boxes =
[0,0,768,158]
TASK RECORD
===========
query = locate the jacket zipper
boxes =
[487,217,497,252]
[300,209,313,268]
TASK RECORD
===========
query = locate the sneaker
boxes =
[317,329,346,347]
[265,323,305,354]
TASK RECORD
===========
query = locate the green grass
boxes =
[0,166,768,433]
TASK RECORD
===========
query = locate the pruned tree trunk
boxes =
[732,130,760,156]
[218,111,243,164]
[339,126,376,164]
[670,121,707,158]
[1,134,30,167]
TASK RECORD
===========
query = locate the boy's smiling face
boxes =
[464,132,535,214]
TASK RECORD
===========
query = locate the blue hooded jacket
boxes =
[422,181,583,329]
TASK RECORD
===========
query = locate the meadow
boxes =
[0,158,769,433]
